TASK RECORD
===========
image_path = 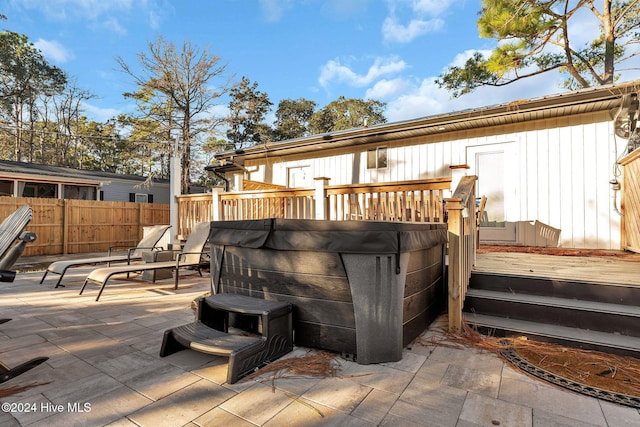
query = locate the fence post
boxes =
[63,199,70,255]
[445,198,464,333]
[138,203,144,240]
[314,177,330,220]
[211,187,223,221]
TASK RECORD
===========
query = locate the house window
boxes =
[22,182,57,198]
[130,193,149,203]
[0,180,12,196]
[367,147,387,169]
[63,185,97,200]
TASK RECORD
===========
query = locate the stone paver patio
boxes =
[1,266,639,426]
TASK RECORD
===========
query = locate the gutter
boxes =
[204,164,230,191]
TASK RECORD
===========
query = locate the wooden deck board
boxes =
[475,252,640,286]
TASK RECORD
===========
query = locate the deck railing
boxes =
[176,193,213,240]
[324,178,450,223]
[178,178,452,229]
[444,175,478,333]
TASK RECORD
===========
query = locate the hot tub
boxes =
[208,219,447,364]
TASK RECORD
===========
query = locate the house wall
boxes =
[239,111,624,249]
[101,179,170,203]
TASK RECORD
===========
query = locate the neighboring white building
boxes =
[0,160,171,203]
[212,81,640,250]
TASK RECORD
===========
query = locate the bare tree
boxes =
[116,36,232,193]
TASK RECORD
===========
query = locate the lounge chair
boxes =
[1,357,49,384]
[80,222,210,301]
[0,318,48,383]
[40,224,171,288]
[0,204,37,276]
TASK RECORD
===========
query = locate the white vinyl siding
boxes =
[243,111,622,249]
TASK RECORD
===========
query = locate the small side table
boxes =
[141,251,174,282]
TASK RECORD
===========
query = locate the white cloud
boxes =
[33,39,74,63]
[11,0,166,33]
[383,71,566,122]
[381,0,453,43]
[102,17,127,36]
[319,56,407,88]
[411,0,452,16]
[382,16,443,43]
[365,78,411,99]
[449,49,492,68]
[82,102,121,122]
[259,0,295,22]
[15,0,133,21]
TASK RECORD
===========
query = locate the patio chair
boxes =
[0,357,49,384]
[0,205,37,277]
[40,224,171,288]
[0,319,48,383]
[79,222,210,301]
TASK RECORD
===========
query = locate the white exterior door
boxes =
[467,143,518,244]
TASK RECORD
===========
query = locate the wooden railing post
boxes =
[314,177,331,220]
[211,186,223,222]
[444,175,478,334]
[445,198,464,333]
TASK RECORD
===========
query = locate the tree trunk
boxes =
[602,0,615,85]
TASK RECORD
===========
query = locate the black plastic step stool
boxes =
[160,293,293,383]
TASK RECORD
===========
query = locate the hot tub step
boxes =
[160,293,293,383]
[161,322,263,356]
[160,322,269,383]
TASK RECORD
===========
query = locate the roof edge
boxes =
[214,80,640,163]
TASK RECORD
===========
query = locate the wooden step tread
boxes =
[171,322,263,356]
[465,313,640,353]
[466,289,640,317]
[204,293,291,316]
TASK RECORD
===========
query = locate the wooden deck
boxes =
[475,251,640,286]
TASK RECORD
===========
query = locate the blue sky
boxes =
[4,0,640,126]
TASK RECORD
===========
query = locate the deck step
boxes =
[469,271,640,305]
[465,288,640,337]
[465,313,640,359]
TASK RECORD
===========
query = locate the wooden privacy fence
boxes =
[620,147,640,253]
[0,197,169,257]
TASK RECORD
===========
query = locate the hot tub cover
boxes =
[209,219,447,253]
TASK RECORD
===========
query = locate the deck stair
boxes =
[463,271,640,358]
[160,293,293,383]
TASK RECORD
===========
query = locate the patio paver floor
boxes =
[0,266,638,426]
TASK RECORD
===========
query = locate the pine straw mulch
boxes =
[238,325,640,402]
[242,350,342,419]
[243,350,340,387]
[416,323,640,400]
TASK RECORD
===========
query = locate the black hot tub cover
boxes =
[208,219,447,254]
